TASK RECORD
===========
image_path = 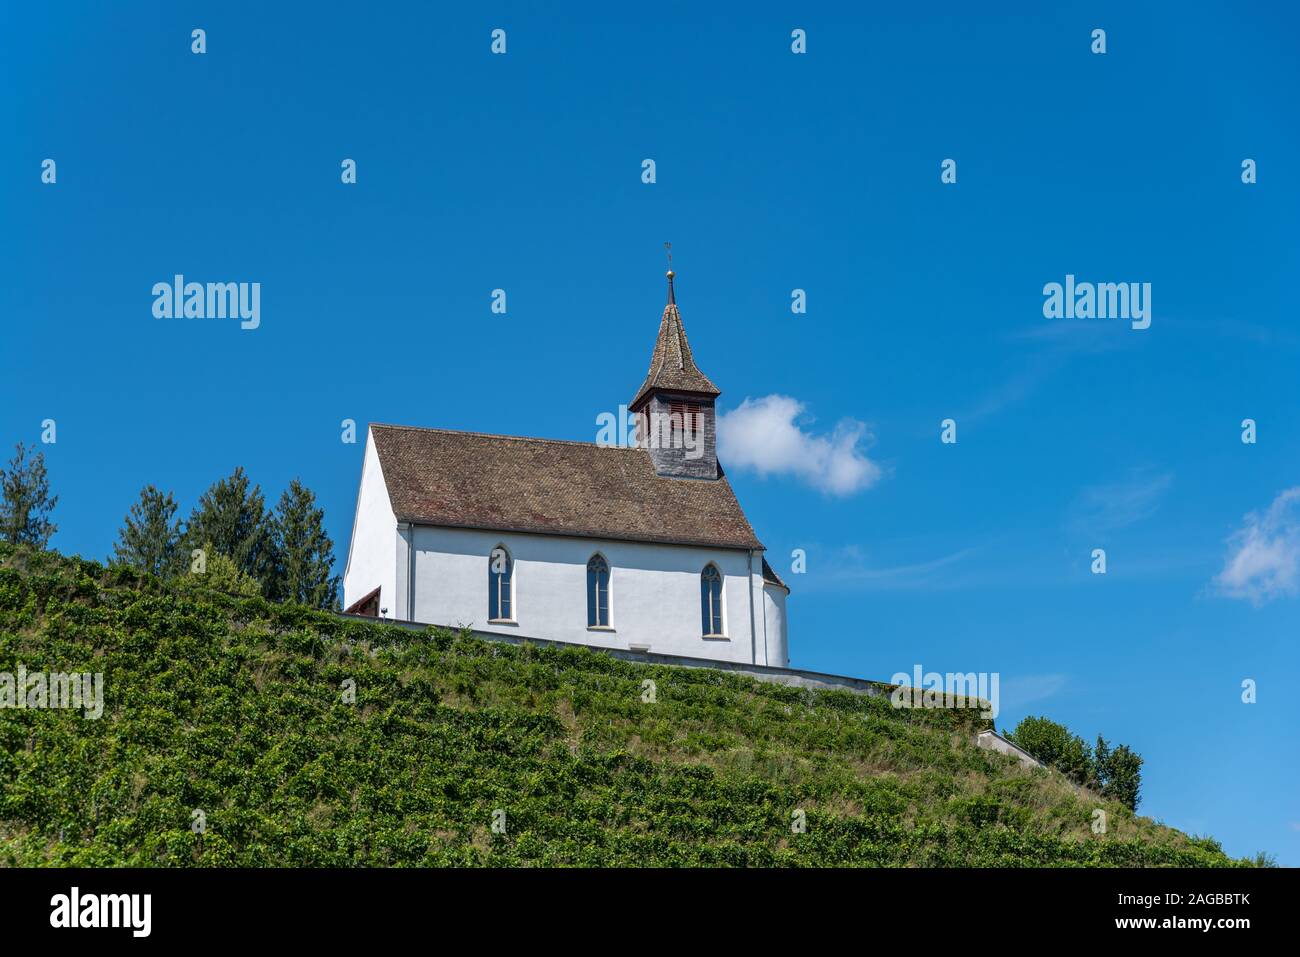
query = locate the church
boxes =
[342,269,789,667]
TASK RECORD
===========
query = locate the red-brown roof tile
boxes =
[371,424,763,551]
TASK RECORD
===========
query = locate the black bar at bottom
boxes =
[0,866,1290,943]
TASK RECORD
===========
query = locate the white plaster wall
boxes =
[408,525,763,664]
[342,429,398,613]
[395,523,413,621]
[762,584,789,669]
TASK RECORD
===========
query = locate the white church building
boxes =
[342,270,789,667]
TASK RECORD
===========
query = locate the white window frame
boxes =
[488,543,516,623]
[587,552,613,631]
[701,563,726,638]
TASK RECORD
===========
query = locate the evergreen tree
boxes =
[185,467,272,591]
[269,479,340,610]
[112,485,185,577]
[0,443,58,547]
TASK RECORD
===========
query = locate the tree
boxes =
[1094,736,1144,812]
[177,543,263,599]
[1006,716,1093,786]
[0,443,58,547]
[269,479,340,610]
[112,485,185,577]
[1007,718,1146,811]
[185,467,273,591]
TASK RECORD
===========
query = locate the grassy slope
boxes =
[0,544,1242,866]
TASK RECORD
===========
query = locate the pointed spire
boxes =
[665,242,675,304]
[629,266,720,411]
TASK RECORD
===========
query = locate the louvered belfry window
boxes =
[669,401,703,438]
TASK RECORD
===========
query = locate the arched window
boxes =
[488,545,514,621]
[701,564,724,636]
[587,554,610,628]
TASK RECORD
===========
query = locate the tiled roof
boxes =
[370,424,763,551]
[629,293,721,410]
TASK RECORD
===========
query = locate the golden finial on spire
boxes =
[664,242,676,303]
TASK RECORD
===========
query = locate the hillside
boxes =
[0,543,1244,866]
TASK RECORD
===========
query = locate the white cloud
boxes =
[716,395,882,496]
[1214,487,1300,604]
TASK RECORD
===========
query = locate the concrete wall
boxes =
[345,612,855,696]
[976,730,1043,769]
[341,430,398,614]
[405,525,782,665]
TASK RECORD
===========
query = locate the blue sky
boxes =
[3,1,1297,864]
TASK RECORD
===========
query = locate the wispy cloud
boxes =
[1214,487,1300,605]
[799,544,980,592]
[1067,469,1173,536]
[962,322,1131,423]
[1166,317,1300,350]
[961,355,1064,423]
[717,395,883,496]
[1008,321,1134,351]
[999,674,1069,711]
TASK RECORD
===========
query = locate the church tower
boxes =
[629,269,721,480]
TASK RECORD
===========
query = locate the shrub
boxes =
[173,544,262,599]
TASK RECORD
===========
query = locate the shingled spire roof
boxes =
[629,270,721,410]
